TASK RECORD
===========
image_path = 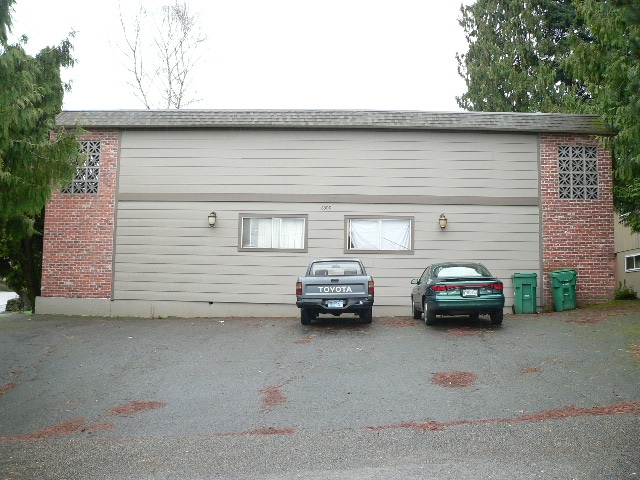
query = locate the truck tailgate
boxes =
[303,281,367,296]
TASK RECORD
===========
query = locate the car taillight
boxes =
[296,281,302,296]
[368,280,375,295]
[431,285,448,292]
[491,283,504,291]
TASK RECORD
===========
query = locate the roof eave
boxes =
[54,109,616,136]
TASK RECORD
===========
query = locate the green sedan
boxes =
[411,262,505,326]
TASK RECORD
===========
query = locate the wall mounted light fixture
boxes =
[208,211,217,227]
[439,213,448,230]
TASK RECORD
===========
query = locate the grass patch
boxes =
[580,299,640,310]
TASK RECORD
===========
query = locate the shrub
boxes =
[615,281,638,300]
[5,291,32,312]
[6,298,24,312]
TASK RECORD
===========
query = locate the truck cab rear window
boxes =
[311,261,362,276]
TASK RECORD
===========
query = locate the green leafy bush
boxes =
[4,291,31,312]
[615,282,638,300]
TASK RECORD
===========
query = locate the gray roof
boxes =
[55,109,615,135]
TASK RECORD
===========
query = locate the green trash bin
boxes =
[512,273,537,314]
[548,269,577,311]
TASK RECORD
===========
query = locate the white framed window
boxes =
[239,215,307,252]
[345,216,413,254]
[626,254,640,272]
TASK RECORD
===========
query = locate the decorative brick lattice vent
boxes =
[558,145,598,200]
[61,140,101,194]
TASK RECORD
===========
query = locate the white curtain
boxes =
[256,218,272,247]
[277,217,305,249]
[350,219,410,250]
[349,219,379,249]
[242,217,272,248]
[381,219,411,250]
[243,217,304,249]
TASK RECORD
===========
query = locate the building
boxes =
[38,110,615,318]
[614,213,640,294]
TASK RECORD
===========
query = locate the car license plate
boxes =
[462,289,478,297]
[327,300,344,308]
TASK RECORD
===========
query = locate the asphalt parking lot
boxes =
[1,303,639,479]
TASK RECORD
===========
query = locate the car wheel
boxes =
[424,299,436,326]
[490,309,503,325]
[412,299,421,320]
[300,308,313,325]
[360,307,373,324]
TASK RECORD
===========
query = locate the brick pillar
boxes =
[540,134,615,308]
[41,130,119,299]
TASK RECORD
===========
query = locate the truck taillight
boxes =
[368,280,374,295]
[296,281,302,296]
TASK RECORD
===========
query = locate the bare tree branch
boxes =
[118,1,206,109]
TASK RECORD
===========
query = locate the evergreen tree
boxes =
[457,0,640,232]
[0,0,81,310]
[568,0,640,231]
[456,0,584,112]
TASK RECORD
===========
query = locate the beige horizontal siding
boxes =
[118,130,539,199]
[117,184,537,199]
[614,214,640,252]
[117,177,536,192]
[113,128,541,313]
[614,213,640,294]
[113,201,540,310]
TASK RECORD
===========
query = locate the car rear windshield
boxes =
[311,262,362,276]
[435,264,491,278]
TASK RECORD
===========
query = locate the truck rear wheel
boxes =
[300,308,313,325]
[360,307,373,324]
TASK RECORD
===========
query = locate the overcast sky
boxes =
[11,0,471,112]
